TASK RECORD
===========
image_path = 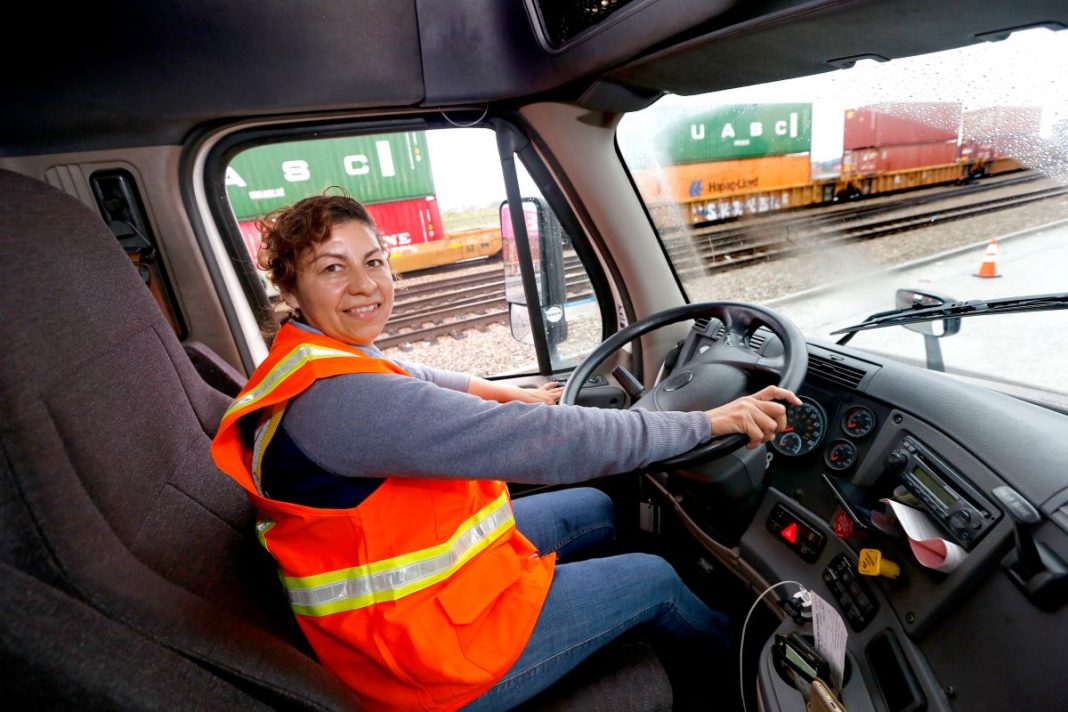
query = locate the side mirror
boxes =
[500,197,568,349]
[895,288,962,337]
[894,288,960,372]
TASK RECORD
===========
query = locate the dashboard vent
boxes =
[807,354,867,390]
[748,327,772,353]
[692,317,725,340]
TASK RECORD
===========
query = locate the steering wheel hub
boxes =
[562,301,807,469]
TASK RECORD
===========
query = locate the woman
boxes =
[212,194,800,711]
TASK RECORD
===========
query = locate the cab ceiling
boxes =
[2,0,1065,155]
[0,0,790,155]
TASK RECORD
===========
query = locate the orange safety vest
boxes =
[212,323,555,711]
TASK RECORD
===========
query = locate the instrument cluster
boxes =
[771,398,880,473]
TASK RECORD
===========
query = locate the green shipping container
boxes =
[660,104,812,164]
[226,132,435,219]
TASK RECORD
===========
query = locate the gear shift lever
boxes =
[992,486,1067,610]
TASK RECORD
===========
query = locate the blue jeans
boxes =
[465,488,731,711]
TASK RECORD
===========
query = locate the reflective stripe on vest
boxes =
[280,490,514,616]
[251,404,287,497]
[223,343,359,420]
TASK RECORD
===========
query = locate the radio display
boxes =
[912,466,956,508]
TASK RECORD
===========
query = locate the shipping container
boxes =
[237,195,445,264]
[656,103,812,163]
[962,106,1042,158]
[842,141,958,175]
[633,154,812,204]
[843,103,962,150]
[226,132,436,219]
[365,196,445,248]
[238,220,264,262]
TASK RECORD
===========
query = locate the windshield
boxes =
[617,27,1068,407]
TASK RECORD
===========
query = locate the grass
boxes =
[442,205,500,232]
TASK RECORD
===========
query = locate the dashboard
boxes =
[735,340,1068,712]
[645,324,1068,712]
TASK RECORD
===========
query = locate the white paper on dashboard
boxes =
[881,499,968,573]
[810,590,847,692]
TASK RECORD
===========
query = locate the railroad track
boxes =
[380,271,591,349]
[381,178,1063,348]
[668,182,1068,277]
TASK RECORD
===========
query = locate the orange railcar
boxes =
[388,226,502,274]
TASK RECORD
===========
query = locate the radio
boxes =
[884,436,999,551]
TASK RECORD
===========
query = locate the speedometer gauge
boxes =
[771,397,827,457]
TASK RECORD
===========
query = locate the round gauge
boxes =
[771,397,827,457]
[825,439,858,471]
[842,406,876,439]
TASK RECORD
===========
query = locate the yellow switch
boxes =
[858,548,900,579]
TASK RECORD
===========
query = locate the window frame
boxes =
[198,111,617,378]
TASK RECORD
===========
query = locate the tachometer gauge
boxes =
[771,397,826,457]
[842,406,876,438]
[825,439,858,471]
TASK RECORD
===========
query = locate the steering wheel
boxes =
[561,301,807,469]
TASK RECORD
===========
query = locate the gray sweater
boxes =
[278,337,711,486]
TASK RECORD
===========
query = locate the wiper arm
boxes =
[832,292,1068,344]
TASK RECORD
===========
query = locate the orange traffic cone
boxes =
[974,239,1001,278]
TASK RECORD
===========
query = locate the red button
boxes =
[780,522,799,543]
[832,509,854,538]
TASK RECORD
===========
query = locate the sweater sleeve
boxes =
[281,371,710,485]
[392,359,471,393]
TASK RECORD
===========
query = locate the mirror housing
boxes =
[895,288,962,337]
[500,197,568,348]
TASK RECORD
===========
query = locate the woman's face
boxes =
[287,220,394,346]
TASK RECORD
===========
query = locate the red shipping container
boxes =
[962,106,1042,158]
[365,196,445,248]
[844,103,962,150]
[238,219,264,262]
[843,141,957,175]
[236,195,446,262]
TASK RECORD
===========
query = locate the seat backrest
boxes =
[0,169,356,709]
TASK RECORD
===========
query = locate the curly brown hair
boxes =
[256,192,385,299]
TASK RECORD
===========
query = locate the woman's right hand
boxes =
[704,386,801,449]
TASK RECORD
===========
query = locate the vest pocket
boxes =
[437,544,521,625]
[370,543,525,695]
[436,543,526,677]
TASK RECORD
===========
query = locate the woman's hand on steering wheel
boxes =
[703,385,802,450]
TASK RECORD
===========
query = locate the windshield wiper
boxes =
[833,292,1068,345]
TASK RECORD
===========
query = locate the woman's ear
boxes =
[282,291,300,311]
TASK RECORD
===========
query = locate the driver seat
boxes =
[0,169,672,710]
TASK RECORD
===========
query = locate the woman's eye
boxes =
[323,263,343,273]
[367,258,385,269]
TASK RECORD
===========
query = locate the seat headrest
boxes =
[0,169,163,404]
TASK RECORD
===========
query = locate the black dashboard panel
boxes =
[743,339,1068,712]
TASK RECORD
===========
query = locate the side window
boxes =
[223,126,603,377]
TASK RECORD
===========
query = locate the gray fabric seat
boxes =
[0,169,672,710]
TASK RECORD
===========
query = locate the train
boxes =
[631,102,1043,226]
[226,104,1042,274]
[225,131,502,274]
